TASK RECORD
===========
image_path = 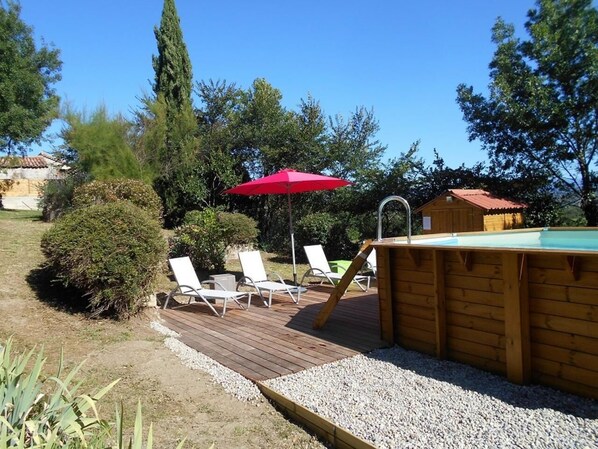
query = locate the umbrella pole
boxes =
[287,191,298,285]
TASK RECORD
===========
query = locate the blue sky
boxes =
[22,0,536,167]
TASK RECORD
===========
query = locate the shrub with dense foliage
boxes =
[72,179,163,223]
[39,171,88,221]
[295,212,336,248]
[41,202,167,318]
[296,212,360,260]
[171,208,258,272]
[211,211,259,247]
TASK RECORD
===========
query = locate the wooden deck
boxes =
[159,285,386,381]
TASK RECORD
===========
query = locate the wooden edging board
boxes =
[257,382,376,449]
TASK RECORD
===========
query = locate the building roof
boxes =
[449,189,526,211]
[416,189,527,213]
[0,153,64,169]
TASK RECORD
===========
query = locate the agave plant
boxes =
[0,337,186,449]
[0,337,115,448]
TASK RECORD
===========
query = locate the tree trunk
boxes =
[581,193,598,226]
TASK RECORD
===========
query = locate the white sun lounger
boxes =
[163,256,251,317]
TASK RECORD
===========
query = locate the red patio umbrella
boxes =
[224,168,351,284]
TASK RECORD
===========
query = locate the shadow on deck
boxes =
[158,285,386,381]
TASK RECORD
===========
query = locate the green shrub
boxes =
[39,172,88,222]
[182,209,204,225]
[327,217,361,259]
[295,212,336,248]
[41,202,167,319]
[214,211,259,247]
[296,212,360,260]
[171,208,258,272]
[72,179,163,223]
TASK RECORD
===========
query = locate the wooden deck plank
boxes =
[159,286,385,381]
[168,308,331,368]
[163,317,295,379]
[162,310,306,374]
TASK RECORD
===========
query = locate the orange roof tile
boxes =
[0,156,48,168]
[448,189,526,211]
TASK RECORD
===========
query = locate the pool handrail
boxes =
[377,195,411,243]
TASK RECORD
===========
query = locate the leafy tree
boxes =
[341,142,424,238]
[226,79,298,245]
[60,105,146,181]
[327,106,387,181]
[130,95,168,179]
[416,149,489,206]
[0,0,61,154]
[287,95,329,172]
[457,0,598,225]
[195,79,244,207]
[234,78,297,177]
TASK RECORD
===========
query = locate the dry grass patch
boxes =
[0,210,326,449]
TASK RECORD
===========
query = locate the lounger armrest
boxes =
[304,267,327,277]
[329,262,348,274]
[163,284,204,309]
[237,275,258,288]
[360,261,375,274]
[299,267,336,291]
[176,284,203,295]
[268,271,288,284]
[201,280,226,290]
[300,267,330,283]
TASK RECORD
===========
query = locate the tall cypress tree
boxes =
[149,0,200,226]
[152,0,192,113]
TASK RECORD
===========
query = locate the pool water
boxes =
[405,229,598,251]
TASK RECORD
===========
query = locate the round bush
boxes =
[296,212,336,248]
[171,208,258,272]
[41,202,167,319]
[72,179,163,223]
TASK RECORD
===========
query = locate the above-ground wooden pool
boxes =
[371,227,598,399]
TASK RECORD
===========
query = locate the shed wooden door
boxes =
[429,208,479,233]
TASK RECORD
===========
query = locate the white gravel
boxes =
[264,347,598,449]
[153,321,598,449]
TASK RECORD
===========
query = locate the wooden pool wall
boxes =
[373,242,598,399]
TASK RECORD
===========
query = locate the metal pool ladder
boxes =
[377,195,412,242]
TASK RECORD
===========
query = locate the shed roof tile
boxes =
[448,189,527,211]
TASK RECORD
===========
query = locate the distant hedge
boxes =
[41,202,167,319]
[72,179,163,223]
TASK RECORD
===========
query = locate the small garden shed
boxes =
[416,189,526,234]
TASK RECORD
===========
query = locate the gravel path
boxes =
[153,322,597,449]
[264,347,598,449]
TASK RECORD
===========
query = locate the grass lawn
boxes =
[0,209,324,449]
